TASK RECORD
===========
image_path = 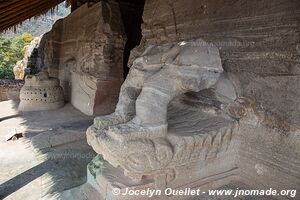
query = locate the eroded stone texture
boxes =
[89,39,223,140]
[18,71,64,111]
[80,39,244,199]
[82,35,299,200]
[226,97,300,196]
[0,80,23,101]
[81,99,300,200]
[36,1,126,115]
[65,0,299,199]
[131,0,300,126]
[13,60,26,80]
[13,36,42,80]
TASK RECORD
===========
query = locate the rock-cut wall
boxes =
[37,1,126,115]
[131,0,300,194]
[134,0,300,126]
[0,80,23,102]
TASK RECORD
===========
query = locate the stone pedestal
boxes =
[76,95,238,199]
[83,158,238,200]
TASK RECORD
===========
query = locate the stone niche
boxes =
[18,71,64,111]
[37,0,126,115]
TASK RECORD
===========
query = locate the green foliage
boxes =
[21,33,35,44]
[0,2,69,80]
[0,33,34,79]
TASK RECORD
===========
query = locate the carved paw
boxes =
[106,120,168,142]
[93,113,131,129]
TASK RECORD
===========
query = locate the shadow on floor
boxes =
[0,114,19,122]
[0,101,96,199]
[0,160,50,199]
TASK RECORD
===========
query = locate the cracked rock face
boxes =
[13,36,42,80]
[131,0,300,126]
[35,1,126,115]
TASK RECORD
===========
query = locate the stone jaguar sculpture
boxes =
[88,38,223,140]
[85,39,241,181]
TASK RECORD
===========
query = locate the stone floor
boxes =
[0,100,279,200]
[0,100,96,200]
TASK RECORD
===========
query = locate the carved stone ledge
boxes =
[87,98,238,186]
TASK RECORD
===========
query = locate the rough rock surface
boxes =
[0,80,23,101]
[132,0,300,126]
[13,36,42,80]
[80,40,245,199]
[36,1,126,115]
[8,0,298,199]
[80,93,300,200]
[81,35,299,200]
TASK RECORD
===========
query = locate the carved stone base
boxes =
[66,153,238,200]
[87,98,237,178]
[68,96,239,199]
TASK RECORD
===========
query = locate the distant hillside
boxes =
[1,2,70,38]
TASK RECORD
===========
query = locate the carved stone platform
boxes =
[74,97,238,200]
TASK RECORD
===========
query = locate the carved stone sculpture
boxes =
[18,71,64,111]
[83,39,240,199]
[88,39,223,140]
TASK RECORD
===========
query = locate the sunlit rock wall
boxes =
[37,1,126,115]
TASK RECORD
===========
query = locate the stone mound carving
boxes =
[88,38,224,140]
[18,71,64,111]
[84,39,241,199]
